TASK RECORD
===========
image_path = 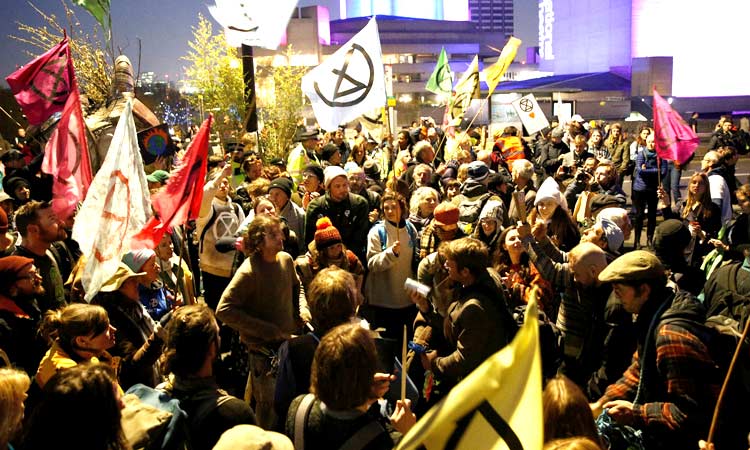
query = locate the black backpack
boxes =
[682,263,750,448]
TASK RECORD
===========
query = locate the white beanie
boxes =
[324,165,348,190]
[534,177,567,211]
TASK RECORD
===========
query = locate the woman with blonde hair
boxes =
[679,172,721,265]
[0,368,30,450]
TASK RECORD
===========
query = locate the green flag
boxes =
[74,0,111,32]
[425,47,453,96]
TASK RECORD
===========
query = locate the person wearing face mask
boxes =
[36,304,118,389]
[530,177,580,252]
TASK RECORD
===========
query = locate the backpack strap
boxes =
[339,420,387,450]
[294,393,316,450]
[404,221,418,249]
[198,204,217,254]
[375,221,387,252]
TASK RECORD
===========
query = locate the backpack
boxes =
[292,393,388,450]
[374,220,418,271]
[667,268,750,449]
[122,384,191,450]
[456,192,492,234]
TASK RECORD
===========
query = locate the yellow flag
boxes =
[448,56,480,127]
[484,36,522,94]
[396,297,543,450]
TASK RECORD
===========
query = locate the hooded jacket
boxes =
[600,289,718,450]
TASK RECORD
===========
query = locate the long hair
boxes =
[23,363,128,450]
[38,304,110,360]
[681,172,714,220]
[0,368,30,449]
[528,206,581,252]
[493,226,531,276]
[543,375,601,445]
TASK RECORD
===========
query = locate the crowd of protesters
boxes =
[0,112,750,450]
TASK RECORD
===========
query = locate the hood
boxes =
[460,179,488,198]
[661,289,706,324]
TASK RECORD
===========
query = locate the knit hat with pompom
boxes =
[314,217,342,250]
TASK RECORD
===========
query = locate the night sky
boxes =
[1,0,537,87]
[1,0,207,87]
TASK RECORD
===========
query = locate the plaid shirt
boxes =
[600,321,718,435]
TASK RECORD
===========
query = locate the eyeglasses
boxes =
[17,270,40,281]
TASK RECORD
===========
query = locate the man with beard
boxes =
[12,201,68,312]
[305,166,370,264]
[0,256,46,375]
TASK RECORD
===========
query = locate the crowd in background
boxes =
[0,111,750,450]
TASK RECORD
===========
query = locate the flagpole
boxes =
[707,315,750,446]
[0,105,48,149]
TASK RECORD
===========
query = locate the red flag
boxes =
[131,115,213,249]
[42,87,93,220]
[653,88,700,165]
[39,41,92,220]
[6,38,72,126]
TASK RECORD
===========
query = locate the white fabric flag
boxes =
[512,93,550,135]
[208,0,297,50]
[302,17,385,131]
[72,100,152,301]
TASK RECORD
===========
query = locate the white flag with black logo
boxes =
[302,17,386,131]
[208,0,297,50]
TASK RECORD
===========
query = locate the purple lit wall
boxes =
[341,0,469,20]
[632,0,750,97]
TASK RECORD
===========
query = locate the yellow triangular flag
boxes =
[396,296,543,450]
[484,37,522,94]
[448,56,480,127]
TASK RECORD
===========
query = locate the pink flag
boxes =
[653,88,700,165]
[131,115,212,249]
[6,38,72,126]
[41,45,92,220]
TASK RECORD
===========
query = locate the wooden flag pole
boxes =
[706,316,750,446]
[401,325,407,403]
